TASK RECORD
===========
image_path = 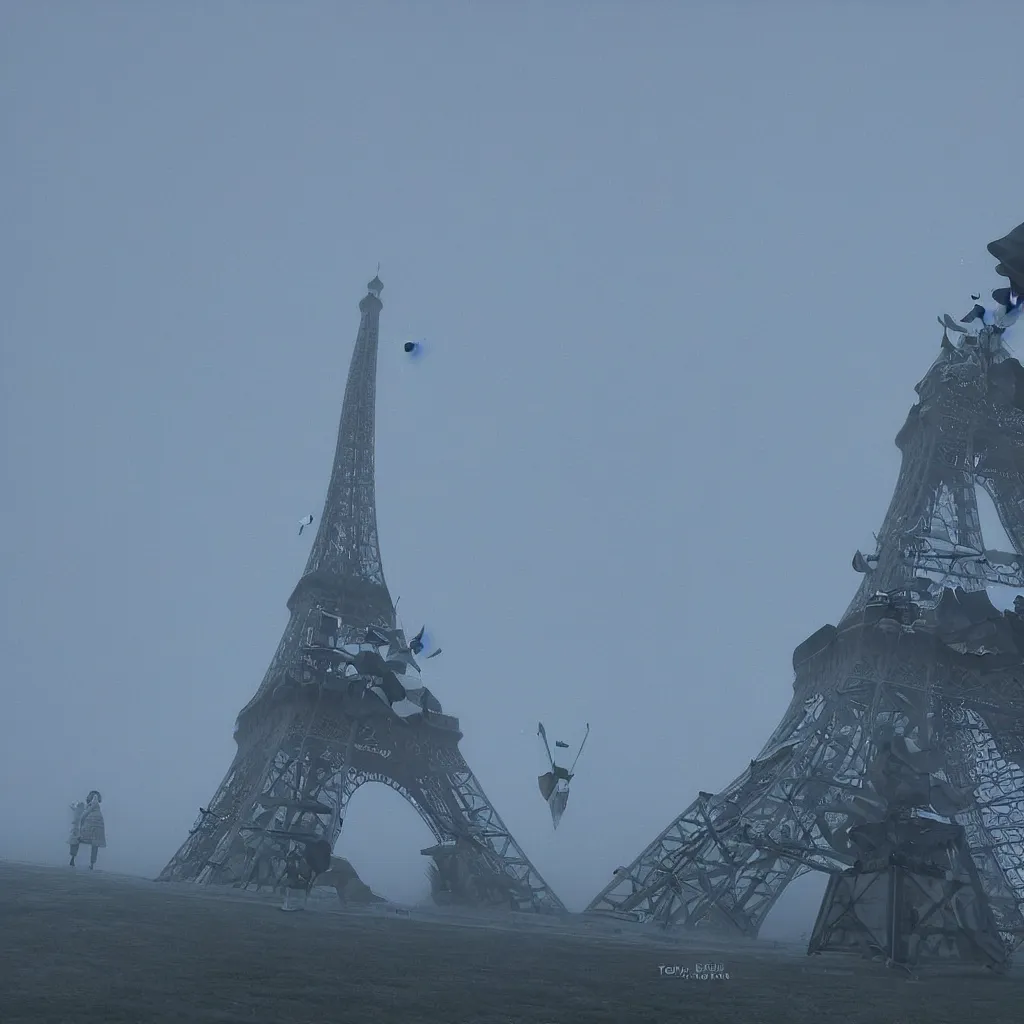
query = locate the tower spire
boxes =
[236,277,395,725]
[288,274,391,624]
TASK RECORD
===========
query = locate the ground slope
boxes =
[0,861,1021,1024]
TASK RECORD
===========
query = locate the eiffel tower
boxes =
[585,223,1024,956]
[159,274,565,914]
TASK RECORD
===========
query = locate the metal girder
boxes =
[161,704,566,913]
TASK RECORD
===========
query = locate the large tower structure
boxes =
[160,276,565,914]
[585,224,1024,966]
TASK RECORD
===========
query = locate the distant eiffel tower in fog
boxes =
[160,274,565,913]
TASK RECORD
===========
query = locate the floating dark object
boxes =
[409,626,425,654]
[538,772,557,802]
[404,342,415,352]
[852,550,879,573]
[988,221,1024,294]
[403,339,427,359]
[298,514,314,536]
[408,625,441,659]
[358,622,440,664]
[971,293,981,301]
[536,722,590,830]
[961,303,987,325]
[991,287,1021,312]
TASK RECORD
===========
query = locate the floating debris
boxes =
[536,722,589,830]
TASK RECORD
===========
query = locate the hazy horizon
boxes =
[4,2,1024,937]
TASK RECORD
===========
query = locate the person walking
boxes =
[72,791,106,870]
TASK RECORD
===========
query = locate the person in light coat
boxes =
[71,791,106,869]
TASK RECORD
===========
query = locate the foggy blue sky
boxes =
[3,2,1024,934]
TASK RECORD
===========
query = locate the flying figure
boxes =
[408,626,426,654]
[403,339,427,360]
[405,625,442,659]
[298,514,314,536]
[536,722,589,830]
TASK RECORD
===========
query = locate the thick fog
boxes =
[3,2,1024,939]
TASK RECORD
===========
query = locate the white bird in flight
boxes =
[298,514,314,536]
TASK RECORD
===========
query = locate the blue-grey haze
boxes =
[3,1,1023,936]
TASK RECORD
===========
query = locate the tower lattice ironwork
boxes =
[585,224,1024,962]
[160,276,565,914]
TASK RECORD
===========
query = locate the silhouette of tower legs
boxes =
[586,620,1024,948]
[807,812,1008,971]
[162,686,565,912]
